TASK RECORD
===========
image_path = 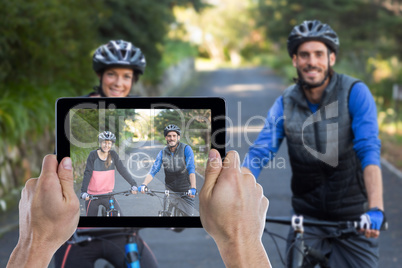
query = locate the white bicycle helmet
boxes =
[92,40,146,74]
[98,131,116,143]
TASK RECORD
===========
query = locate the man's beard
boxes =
[167,140,179,148]
[296,65,329,90]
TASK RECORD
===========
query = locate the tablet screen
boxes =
[56,97,225,227]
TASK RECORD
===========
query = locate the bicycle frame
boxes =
[89,190,132,217]
[146,189,189,216]
[265,215,362,268]
[68,228,141,268]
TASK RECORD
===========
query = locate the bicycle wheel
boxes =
[173,207,187,217]
[158,210,171,217]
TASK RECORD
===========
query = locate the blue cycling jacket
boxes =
[242,82,381,179]
[149,143,196,178]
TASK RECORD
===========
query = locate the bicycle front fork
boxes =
[125,235,140,268]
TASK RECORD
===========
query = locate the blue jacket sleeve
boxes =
[148,150,163,177]
[242,96,285,178]
[349,82,381,169]
[184,145,196,175]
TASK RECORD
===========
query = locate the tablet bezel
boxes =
[56,97,226,227]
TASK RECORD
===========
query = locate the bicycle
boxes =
[145,189,193,216]
[89,190,132,217]
[264,215,388,268]
[67,228,142,268]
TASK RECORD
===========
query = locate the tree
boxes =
[257,0,402,67]
[153,109,211,148]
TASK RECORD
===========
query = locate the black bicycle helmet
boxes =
[98,131,116,143]
[164,124,181,137]
[287,20,339,58]
[92,40,146,74]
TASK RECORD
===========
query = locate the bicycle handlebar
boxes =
[145,189,190,197]
[89,190,133,200]
[266,215,388,231]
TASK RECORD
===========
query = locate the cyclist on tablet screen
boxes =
[138,124,197,216]
[80,131,138,216]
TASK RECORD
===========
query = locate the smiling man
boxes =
[139,124,197,216]
[242,20,385,267]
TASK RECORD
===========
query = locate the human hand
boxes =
[7,155,80,268]
[199,149,270,268]
[81,192,90,200]
[360,207,385,238]
[188,188,197,198]
[131,185,138,194]
[138,184,148,193]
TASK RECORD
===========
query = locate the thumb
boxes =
[57,157,76,201]
[201,149,222,197]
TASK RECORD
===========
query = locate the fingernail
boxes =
[209,149,218,161]
[209,149,214,159]
[63,157,72,170]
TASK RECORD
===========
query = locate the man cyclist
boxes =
[138,124,197,216]
[242,20,385,267]
[54,40,158,268]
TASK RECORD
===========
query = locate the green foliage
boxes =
[0,0,205,150]
[161,39,198,69]
[70,109,137,147]
[257,0,402,68]
[153,109,211,149]
[0,0,103,147]
[0,84,74,147]
[0,0,103,92]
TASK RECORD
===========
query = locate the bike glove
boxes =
[80,192,89,200]
[360,207,385,230]
[188,188,197,196]
[131,185,138,192]
[138,184,148,193]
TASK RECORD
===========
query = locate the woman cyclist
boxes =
[80,131,138,216]
[54,40,159,268]
[88,39,145,97]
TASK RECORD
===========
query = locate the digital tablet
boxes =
[56,97,226,228]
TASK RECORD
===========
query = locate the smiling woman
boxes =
[80,131,138,216]
[99,68,135,97]
[91,40,146,97]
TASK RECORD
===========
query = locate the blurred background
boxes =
[1,0,402,267]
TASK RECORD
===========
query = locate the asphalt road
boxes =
[1,67,401,267]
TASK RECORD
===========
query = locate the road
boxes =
[1,67,401,267]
